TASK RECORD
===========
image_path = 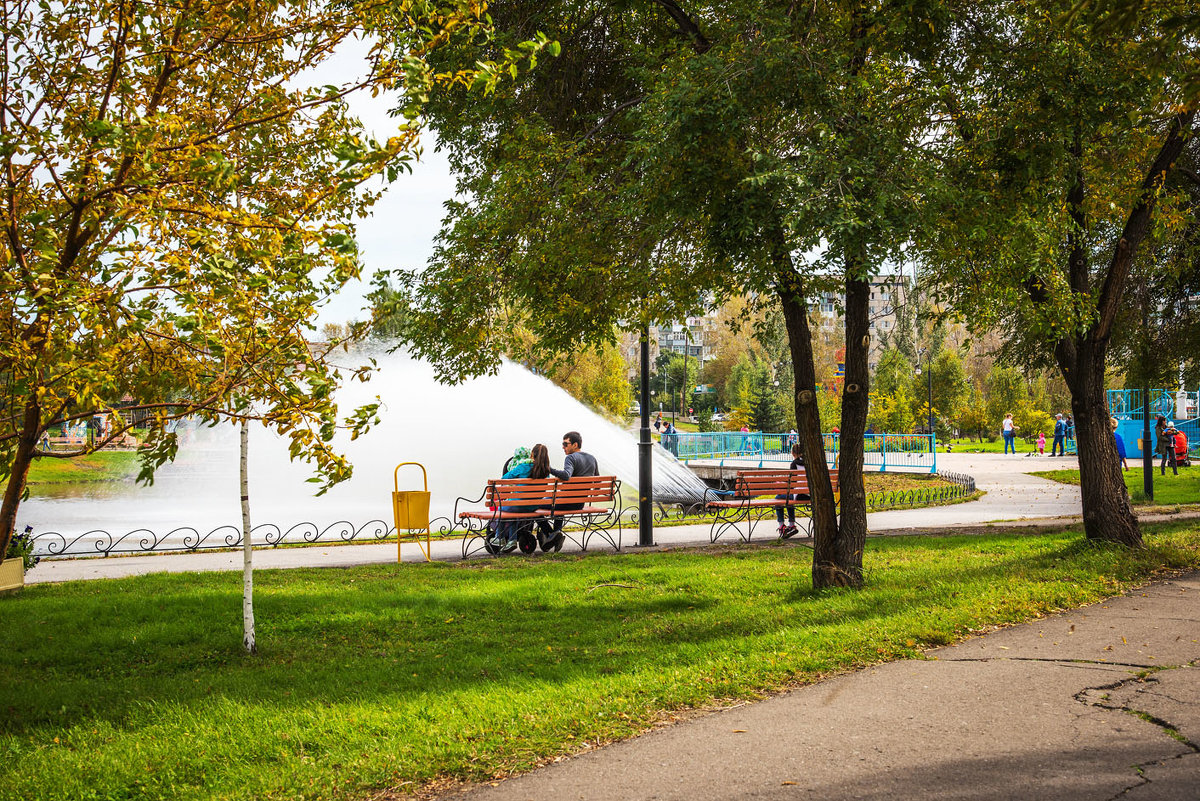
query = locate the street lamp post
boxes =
[638,325,654,547]
[916,348,934,448]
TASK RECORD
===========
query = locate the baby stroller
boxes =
[1173,429,1191,467]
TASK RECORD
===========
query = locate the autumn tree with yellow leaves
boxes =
[0,0,550,555]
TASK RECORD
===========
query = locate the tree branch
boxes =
[1094,108,1195,342]
[651,0,712,53]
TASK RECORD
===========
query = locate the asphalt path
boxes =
[449,571,1200,801]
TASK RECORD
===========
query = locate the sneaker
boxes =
[776,524,788,537]
[782,524,799,539]
[501,539,518,553]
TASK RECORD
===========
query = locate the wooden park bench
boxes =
[455,476,623,558]
[703,469,839,543]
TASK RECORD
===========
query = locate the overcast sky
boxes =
[311,38,459,326]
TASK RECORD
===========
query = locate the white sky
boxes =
[308,37,458,326]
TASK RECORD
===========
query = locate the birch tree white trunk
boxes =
[241,420,257,654]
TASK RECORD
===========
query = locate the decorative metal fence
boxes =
[866,471,976,511]
[28,517,456,560]
[666,431,937,473]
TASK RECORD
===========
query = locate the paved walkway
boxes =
[450,570,1200,801]
[26,452,1085,584]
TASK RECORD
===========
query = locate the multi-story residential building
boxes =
[811,273,909,372]
[618,310,723,381]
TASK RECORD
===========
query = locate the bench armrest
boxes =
[451,488,489,522]
[701,486,733,507]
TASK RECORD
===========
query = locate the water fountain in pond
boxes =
[18,348,709,554]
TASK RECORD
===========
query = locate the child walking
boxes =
[1036,431,1046,455]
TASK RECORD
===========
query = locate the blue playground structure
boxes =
[1108,388,1200,459]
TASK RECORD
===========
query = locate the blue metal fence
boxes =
[665,431,937,473]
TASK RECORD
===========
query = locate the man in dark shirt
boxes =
[540,431,599,551]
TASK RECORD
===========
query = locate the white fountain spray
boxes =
[19,349,709,543]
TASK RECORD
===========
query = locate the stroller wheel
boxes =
[517,530,538,554]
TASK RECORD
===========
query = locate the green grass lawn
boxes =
[25,451,139,485]
[3,524,1198,801]
[1031,467,1200,506]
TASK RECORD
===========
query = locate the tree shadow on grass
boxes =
[0,533,1181,738]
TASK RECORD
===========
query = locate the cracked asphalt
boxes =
[447,572,1200,801]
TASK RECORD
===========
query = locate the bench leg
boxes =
[579,512,620,552]
[459,518,497,559]
[710,506,751,543]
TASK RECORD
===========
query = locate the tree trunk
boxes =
[777,276,840,558]
[819,261,870,588]
[1060,339,1142,547]
[241,420,257,654]
[0,393,42,558]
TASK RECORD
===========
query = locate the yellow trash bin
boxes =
[393,462,432,562]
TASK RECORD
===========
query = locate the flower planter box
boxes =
[0,557,24,594]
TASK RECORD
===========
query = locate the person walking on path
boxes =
[1051,413,1066,456]
[540,431,600,551]
[662,421,678,456]
[1036,431,1046,455]
[1001,413,1018,454]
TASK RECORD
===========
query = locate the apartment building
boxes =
[811,273,909,371]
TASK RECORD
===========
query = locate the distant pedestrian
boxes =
[1051,414,1066,456]
[1160,422,1179,476]
[663,421,678,456]
[1002,413,1018,455]
[1037,432,1046,455]
[1110,418,1128,472]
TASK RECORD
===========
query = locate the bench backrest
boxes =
[487,476,619,509]
[732,469,839,499]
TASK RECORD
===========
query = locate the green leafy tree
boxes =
[401,1,957,588]
[922,1,1197,546]
[0,0,531,555]
[956,387,990,441]
[541,343,633,419]
[985,366,1030,437]
[750,373,787,433]
[916,349,970,439]
[868,385,916,434]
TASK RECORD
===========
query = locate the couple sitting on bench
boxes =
[494,431,598,553]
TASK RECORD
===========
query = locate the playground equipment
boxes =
[1108,388,1200,460]
[392,462,432,562]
